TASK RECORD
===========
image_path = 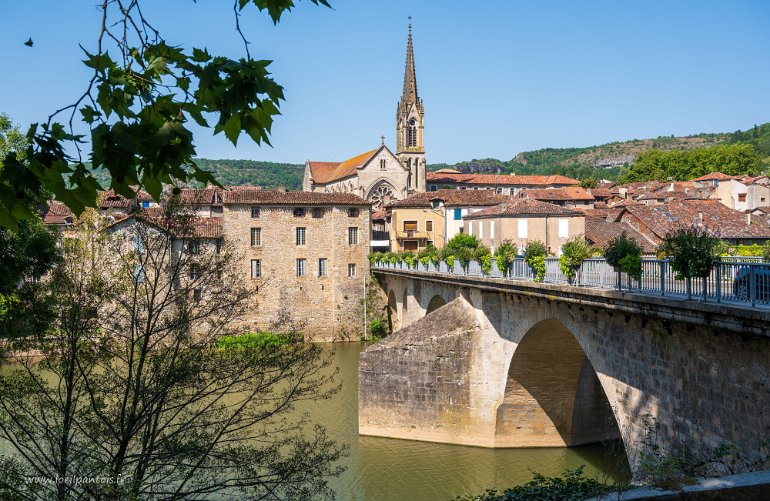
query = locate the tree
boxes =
[604,231,643,286]
[659,226,720,300]
[523,240,547,282]
[0,113,27,160]
[558,236,593,284]
[0,1,331,228]
[493,240,518,275]
[0,207,345,500]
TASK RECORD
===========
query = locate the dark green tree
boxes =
[659,226,720,300]
[0,0,330,228]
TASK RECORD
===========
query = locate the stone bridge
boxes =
[359,268,770,470]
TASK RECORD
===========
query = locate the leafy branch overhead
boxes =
[0,0,331,228]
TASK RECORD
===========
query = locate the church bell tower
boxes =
[396,17,426,193]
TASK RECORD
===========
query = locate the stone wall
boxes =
[223,203,370,341]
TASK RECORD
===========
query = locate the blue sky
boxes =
[1,0,769,164]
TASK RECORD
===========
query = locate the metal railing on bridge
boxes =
[372,257,770,308]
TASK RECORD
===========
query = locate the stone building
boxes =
[519,186,595,209]
[426,172,579,194]
[216,189,371,341]
[463,199,585,255]
[302,20,426,209]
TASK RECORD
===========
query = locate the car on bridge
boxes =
[733,265,770,301]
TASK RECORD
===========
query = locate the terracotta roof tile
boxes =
[464,199,583,219]
[585,219,657,253]
[223,189,370,206]
[42,202,74,225]
[308,149,379,184]
[692,172,736,182]
[521,187,595,202]
[387,189,511,208]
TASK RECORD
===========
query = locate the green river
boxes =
[313,343,625,501]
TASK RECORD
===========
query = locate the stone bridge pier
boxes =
[360,270,770,471]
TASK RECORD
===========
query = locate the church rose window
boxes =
[369,184,395,210]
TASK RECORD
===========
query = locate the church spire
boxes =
[401,16,418,105]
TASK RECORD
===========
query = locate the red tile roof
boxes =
[521,187,595,202]
[426,172,579,187]
[585,219,658,254]
[223,189,370,206]
[387,189,511,208]
[464,199,583,219]
[692,172,735,182]
[107,210,223,239]
[620,199,770,240]
[371,209,389,220]
[308,149,379,184]
[42,202,74,225]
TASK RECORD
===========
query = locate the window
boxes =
[430,185,437,191]
[347,208,359,217]
[426,240,434,248]
[188,241,200,255]
[404,240,418,251]
[251,259,261,278]
[296,227,306,246]
[479,221,484,239]
[312,208,324,218]
[496,188,503,194]
[250,228,261,246]
[517,219,528,238]
[318,258,328,277]
[296,258,306,277]
[251,207,260,218]
[426,220,433,232]
[403,220,418,232]
[142,201,150,209]
[490,221,495,239]
[293,208,305,217]
[190,264,201,280]
[214,193,223,204]
[380,159,386,170]
[558,219,569,238]
[348,263,357,277]
[431,200,440,209]
[454,208,462,220]
[193,288,202,301]
[738,193,747,202]
[215,239,223,254]
[348,227,358,245]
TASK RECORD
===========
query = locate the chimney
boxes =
[697,211,703,226]
[747,213,752,225]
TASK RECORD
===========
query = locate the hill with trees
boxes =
[187,123,770,189]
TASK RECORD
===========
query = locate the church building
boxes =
[302,20,426,209]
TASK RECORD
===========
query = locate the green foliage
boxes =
[620,143,761,183]
[619,254,642,281]
[0,114,27,161]
[478,251,492,275]
[604,232,643,279]
[524,241,547,281]
[659,226,720,279]
[579,177,599,189]
[445,255,456,268]
[368,252,384,264]
[443,233,481,256]
[0,217,61,338]
[0,0,331,228]
[215,331,291,350]
[418,244,441,267]
[192,158,304,190]
[494,240,518,273]
[403,252,418,269]
[558,236,593,280]
[454,466,612,501]
[368,318,387,339]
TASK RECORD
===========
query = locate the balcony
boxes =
[395,230,430,240]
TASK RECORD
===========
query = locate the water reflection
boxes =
[311,343,625,501]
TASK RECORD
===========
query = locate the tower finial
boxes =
[401,17,418,104]
[381,135,385,146]
[408,15,412,33]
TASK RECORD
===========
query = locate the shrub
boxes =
[445,255,456,268]
[454,466,612,501]
[403,252,418,269]
[604,232,643,280]
[524,241,547,281]
[763,242,770,263]
[659,226,720,279]
[368,318,387,339]
[558,236,593,282]
[368,252,384,264]
[493,240,518,274]
[216,331,291,350]
[444,233,481,256]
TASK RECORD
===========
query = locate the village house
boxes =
[462,198,585,255]
[426,172,579,195]
[385,190,510,252]
[692,172,770,211]
[518,186,596,209]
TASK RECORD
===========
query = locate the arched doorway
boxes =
[426,295,447,315]
[387,290,398,333]
[495,319,624,456]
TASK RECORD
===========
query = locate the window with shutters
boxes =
[348,263,356,277]
[318,258,327,277]
[518,219,528,238]
[426,220,433,232]
[296,258,306,277]
[250,227,261,246]
[403,221,418,232]
[250,259,261,279]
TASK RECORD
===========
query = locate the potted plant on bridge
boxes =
[659,226,719,300]
[604,232,643,290]
[559,236,593,285]
[524,240,547,282]
[493,240,518,277]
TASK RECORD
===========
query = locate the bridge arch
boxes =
[426,295,447,315]
[495,318,625,460]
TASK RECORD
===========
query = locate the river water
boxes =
[311,342,625,501]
